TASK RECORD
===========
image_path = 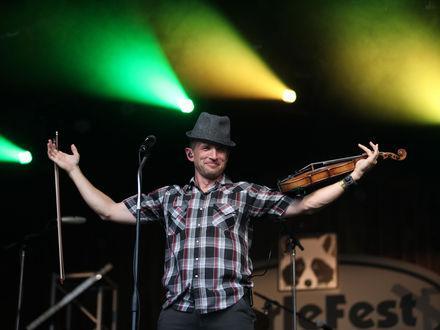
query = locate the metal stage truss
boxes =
[26,263,118,330]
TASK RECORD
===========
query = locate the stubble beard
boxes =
[195,161,226,181]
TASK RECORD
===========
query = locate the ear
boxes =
[185,147,194,162]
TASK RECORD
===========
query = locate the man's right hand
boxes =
[47,139,80,174]
[46,139,135,223]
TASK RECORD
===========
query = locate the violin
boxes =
[278,148,407,193]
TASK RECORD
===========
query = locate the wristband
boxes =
[339,174,357,190]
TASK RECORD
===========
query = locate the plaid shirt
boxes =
[123,175,294,314]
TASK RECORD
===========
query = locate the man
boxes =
[47,112,379,330]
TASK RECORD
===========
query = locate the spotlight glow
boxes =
[153,1,292,100]
[178,98,194,113]
[42,5,191,112]
[18,151,33,164]
[322,2,440,123]
[0,135,32,165]
[282,89,297,103]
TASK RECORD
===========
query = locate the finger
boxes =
[48,149,57,160]
[369,141,379,152]
[370,142,379,159]
[47,139,58,155]
[47,142,55,155]
[358,143,372,156]
[71,144,78,156]
[48,144,61,159]
[47,148,57,160]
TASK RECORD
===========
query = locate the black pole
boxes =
[15,245,26,330]
[131,154,149,330]
[285,234,304,330]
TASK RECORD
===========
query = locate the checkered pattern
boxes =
[123,175,294,314]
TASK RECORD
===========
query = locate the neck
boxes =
[194,172,223,193]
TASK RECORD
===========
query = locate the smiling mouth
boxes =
[206,163,218,167]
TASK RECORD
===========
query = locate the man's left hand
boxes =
[351,142,379,181]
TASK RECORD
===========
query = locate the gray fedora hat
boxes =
[186,112,236,147]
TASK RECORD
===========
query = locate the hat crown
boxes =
[186,112,236,147]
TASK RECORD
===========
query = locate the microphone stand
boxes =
[3,218,87,330]
[278,219,307,330]
[286,232,304,330]
[3,225,52,330]
[131,151,150,330]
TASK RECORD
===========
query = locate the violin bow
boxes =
[53,131,65,283]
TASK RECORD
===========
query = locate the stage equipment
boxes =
[0,134,32,164]
[178,98,195,113]
[286,231,303,330]
[278,148,407,194]
[282,89,297,103]
[253,291,332,330]
[4,215,85,330]
[15,246,25,330]
[277,232,338,329]
[131,135,156,330]
[56,216,87,224]
[26,263,116,330]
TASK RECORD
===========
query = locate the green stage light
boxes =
[43,5,192,113]
[178,98,194,113]
[18,151,33,164]
[0,135,32,164]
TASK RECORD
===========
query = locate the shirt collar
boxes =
[186,174,232,192]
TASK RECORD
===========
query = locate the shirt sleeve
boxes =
[123,186,168,222]
[246,183,296,218]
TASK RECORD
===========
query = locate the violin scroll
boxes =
[380,148,407,161]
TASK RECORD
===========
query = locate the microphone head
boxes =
[144,135,156,144]
[140,135,156,152]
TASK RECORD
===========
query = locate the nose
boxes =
[209,148,218,159]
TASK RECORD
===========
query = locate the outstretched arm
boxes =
[282,142,379,218]
[47,139,135,224]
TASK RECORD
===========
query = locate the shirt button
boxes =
[195,258,199,261]
[194,274,198,278]
[196,240,199,244]
[197,223,201,227]
[199,208,203,211]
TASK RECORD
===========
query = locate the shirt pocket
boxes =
[212,203,237,231]
[166,199,187,236]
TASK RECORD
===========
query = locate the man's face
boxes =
[186,141,229,180]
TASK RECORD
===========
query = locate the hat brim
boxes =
[186,131,236,147]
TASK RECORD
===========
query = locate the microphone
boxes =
[139,135,156,153]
